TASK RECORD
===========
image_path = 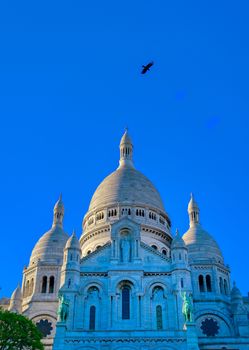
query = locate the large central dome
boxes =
[88,130,165,212]
[81,130,172,256]
[89,166,165,212]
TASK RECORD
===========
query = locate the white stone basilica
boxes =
[1,130,249,350]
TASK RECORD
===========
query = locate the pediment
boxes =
[140,241,171,266]
[80,242,111,270]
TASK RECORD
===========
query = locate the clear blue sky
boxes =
[0,1,248,297]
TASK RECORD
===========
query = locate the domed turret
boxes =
[29,196,69,265]
[61,231,81,291]
[183,194,223,263]
[171,229,188,266]
[231,282,243,304]
[65,230,81,250]
[171,229,186,249]
[9,284,22,313]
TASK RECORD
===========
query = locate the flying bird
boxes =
[141,61,154,74]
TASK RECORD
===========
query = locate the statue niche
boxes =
[120,231,131,263]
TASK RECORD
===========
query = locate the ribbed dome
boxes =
[89,166,165,212]
[30,225,69,265]
[182,224,223,262]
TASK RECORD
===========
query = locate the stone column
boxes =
[184,322,200,350]
[53,323,66,350]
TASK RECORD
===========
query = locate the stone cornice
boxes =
[65,336,186,344]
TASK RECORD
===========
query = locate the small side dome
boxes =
[231,281,242,299]
[10,285,22,301]
[65,231,80,250]
[171,229,186,249]
[29,196,69,265]
[183,194,223,263]
[182,224,223,262]
[9,285,22,313]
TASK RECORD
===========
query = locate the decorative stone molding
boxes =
[64,337,186,344]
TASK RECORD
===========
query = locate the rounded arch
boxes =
[79,281,105,297]
[144,279,170,297]
[30,312,57,322]
[161,248,168,256]
[114,276,139,294]
[116,279,134,291]
[150,243,159,250]
[195,309,233,335]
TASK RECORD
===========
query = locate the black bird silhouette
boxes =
[141,61,154,74]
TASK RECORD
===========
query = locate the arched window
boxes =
[156,305,163,330]
[206,275,212,292]
[30,278,34,296]
[181,278,184,289]
[199,275,205,292]
[122,286,130,319]
[41,276,47,293]
[151,245,158,250]
[25,280,30,297]
[89,305,96,330]
[219,277,224,294]
[179,253,182,260]
[224,279,228,295]
[162,249,167,256]
[49,276,55,293]
[87,250,91,255]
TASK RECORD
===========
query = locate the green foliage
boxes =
[0,309,44,350]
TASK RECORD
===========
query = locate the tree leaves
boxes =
[0,309,44,350]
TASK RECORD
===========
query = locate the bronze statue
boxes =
[181,291,194,323]
[57,294,69,322]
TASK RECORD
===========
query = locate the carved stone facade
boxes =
[2,131,249,350]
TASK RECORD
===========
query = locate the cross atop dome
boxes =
[118,129,134,169]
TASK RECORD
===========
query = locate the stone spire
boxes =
[118,129,134,169]
[188,193,200,227]
[53,194,64,227]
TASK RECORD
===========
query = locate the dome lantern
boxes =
[53,194,64,227]
[188,193,200,227]
[118,129,134,169]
